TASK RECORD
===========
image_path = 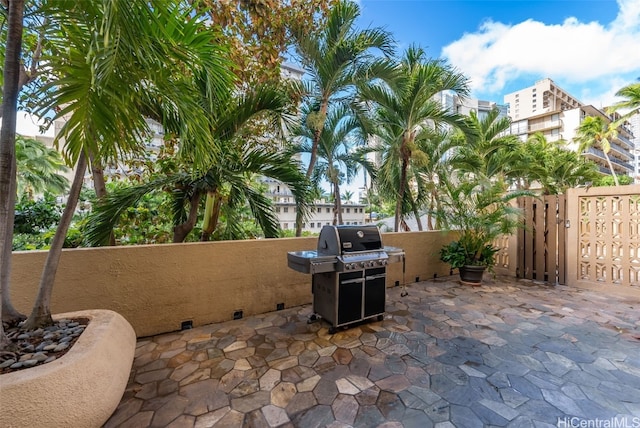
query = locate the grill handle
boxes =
[340,277,365,285]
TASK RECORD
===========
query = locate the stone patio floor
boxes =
[105,277,640,428]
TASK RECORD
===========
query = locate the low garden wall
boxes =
[10,231,458,338]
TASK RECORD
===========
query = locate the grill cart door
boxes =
[337,272,364,325]
[364,267,386,318]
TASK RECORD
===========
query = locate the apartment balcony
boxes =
[528,118,562,132]
[609,140,633,159]
[609,154,634,170]
[584,148,634,172]
[619,124,633,136]
[598,165,612,174]
[617,133,635,149]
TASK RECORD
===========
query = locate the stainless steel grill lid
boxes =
[317,225,382,255]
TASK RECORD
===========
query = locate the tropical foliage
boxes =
[15,136,68,198]
[292,0,394,235]
[517,133,599,194]
[435,176,527,271]
[291,104,373,225]
[361,45,470,232]
[574,115,620,186]
[203,0,338,86]
[84,83,310,244]
[1,0,236,331]
[608,82,640,122]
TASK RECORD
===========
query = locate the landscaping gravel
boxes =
[0,318,88,374]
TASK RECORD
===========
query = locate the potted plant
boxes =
[435,178,525,285]
[439,238,498,284]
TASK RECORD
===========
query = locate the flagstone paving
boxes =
[105,277,640,427]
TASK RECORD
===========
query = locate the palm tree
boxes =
[517,133,598,194]
[574,115,620,186]
[0,0,26,345]
[292,104,374,225]
[411,129,459,230]
[18,0,233,330]
[85,84,310,244]
[341,190,354,202]
[608,82,640,121]
[85,146,310,244]
[452,108,522,183]
[292,0,394,235]
[360,45,470,232]
[15,136,68,199]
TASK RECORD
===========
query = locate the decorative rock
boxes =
[9,362,23,369]
[43,344,58,351]
[54,343,70,352]
[36,342,51,351]
[0,359,16,368]
[17,333,30,340]
[19,353,34,362]
[22,359,39,368]
[33,352,49,362]
[44,356,57,363]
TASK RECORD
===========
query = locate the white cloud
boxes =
[441,0,640,102]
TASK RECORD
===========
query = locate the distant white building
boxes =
[260,177,366,232]
[438,92,508,120]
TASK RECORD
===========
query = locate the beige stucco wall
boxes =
[10,231,457,338]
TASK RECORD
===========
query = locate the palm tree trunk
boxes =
[0,0,26,345]
[408,190,423,231]
[173,192,201,242]
[395,141,410,232]
[23,153,88,330]
[296,100,328,237]
[305,101,328,179]
[201,191,222,241]
[2,157,25,323]
[89,153,116,245]
[603,154,620,186]
[427,190,436,230]
[334,181,343,225]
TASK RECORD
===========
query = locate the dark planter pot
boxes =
[459,265,486,285]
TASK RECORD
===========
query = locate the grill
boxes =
[287,225,404,333]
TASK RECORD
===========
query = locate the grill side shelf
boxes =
[287,251,336,274]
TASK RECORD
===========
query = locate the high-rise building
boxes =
[504,78,635,179]
[438,92,508,120]
[627,112,640,180]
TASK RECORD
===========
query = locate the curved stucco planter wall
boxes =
[0,309,136,428]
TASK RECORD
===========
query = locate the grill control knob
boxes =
[360,262,366,268]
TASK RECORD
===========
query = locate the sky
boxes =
[356,0,640,108]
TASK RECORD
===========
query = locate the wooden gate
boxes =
[517,195,567,284]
